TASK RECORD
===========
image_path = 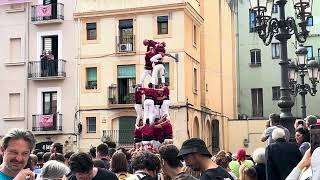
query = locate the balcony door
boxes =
[42,36,58,59]
[42,91,57,115]
[119,117,135,145]
[119,19,133,45]
[117,65,136,104]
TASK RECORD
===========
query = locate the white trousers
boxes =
[143,99,155,124]
[151,64,165,85]
[154,105,161,119]
[134,104,143,124]
[161,99,170,117]
[139,69,152,84]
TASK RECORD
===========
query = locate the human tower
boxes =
[133,39,176,152]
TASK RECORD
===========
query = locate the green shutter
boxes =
[87,67,97,81]
[164,63,169,78]
[117,65,136,78]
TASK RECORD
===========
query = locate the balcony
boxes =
[31,3,64,25]
[32,114,62,134]
[115,35,136,54]
[108,85,135,107]
[28,59,66,80]
[104,130,134,147]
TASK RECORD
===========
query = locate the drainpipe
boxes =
[25,2,30,130]
[76,17,81,152]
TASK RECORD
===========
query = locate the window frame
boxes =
[157,15,169,35]
[272,86,281,100]
[86,67,97,90]
[251,88,263,117]
[86,117,96,133]
[307,16,313,26]
[86,22,97,40]
[42,91,57,115]
[193,67,198,94]
[272,4,278,13]
[249,9,257,33]
[271,43,280,59]
[305,46,313,60]
[250,49,261,65]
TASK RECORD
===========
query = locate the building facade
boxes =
[236,0,320,120]
[74,0,237,152]
[0,0,78,152]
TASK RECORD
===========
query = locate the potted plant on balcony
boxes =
[109,95,116,104]
[123,95,130,103]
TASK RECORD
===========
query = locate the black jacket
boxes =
[266,138,302,180]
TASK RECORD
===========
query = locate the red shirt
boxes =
[153,120,163,142]
[154,90,163,105]
[163,86,169,99]
[135,90,143,104]
[134,126,142,139]
[141,124,154,138]
[140,88,158,99]
[144,49,156,70]
[161,120,173,138]
[155,43,166,54]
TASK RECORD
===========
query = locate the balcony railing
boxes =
[28,59,66,80]
[32,113,62,132]
[105,129,134,147]
[31,3,64,24]
[115,35,135,53]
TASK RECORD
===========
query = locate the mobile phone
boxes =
[310,124,320,153]
[297,120,304,125]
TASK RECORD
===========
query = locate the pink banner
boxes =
[37,4,52,17]
[39,114,54,128]
[0,0,32,5]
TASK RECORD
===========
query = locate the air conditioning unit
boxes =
[119,43,133,52]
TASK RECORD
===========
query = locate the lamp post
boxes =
[249,0,313,134]
[289,45,319,119]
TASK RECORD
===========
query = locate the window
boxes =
[272,4,278,13]
[249,9,256,32]
[9,93,20,117]
[42,92,57,115]
[318,48,320,59]
[271,43,280,59]
[157,16,168,35]
[10,38,21,62]
[86,117,96,133]
[251,88,263,117]
[86,23,97,40]
[250,49,261,65]
[117,65,136,104]
[193,24,197,45]
[193,68,198,93]
[9,3,24,10]
[305,46,313,60]
[307,16,313,26]
[272,86,280,100]
[86,67,97,89]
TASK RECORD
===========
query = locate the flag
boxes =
[39,114,54,128]
[37,4,52,17]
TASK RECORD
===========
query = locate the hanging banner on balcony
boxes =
[0,0,32,5]
[40,114,53,128]
[37,4,52,17]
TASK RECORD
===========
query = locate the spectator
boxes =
[252,148,266,180]
[159,144,197,180]
[229,148,254,178]
[64,151,75,166]
[108,148,116,159]
[89,147,96,158]
[43,152,52,163]
[214,150,237,179]
[110,151,132,179]
[261,113,290,145]
[286,147,320,180]
[295,127,310,155]
[239,167,257,180]
[0,128,36,180]
[127,152,161,180]
[305,115,318,129]
[68,152,118,180]
[49,153,65,163]
[93,159,107,169]
[50,142,63,154]
[41,160,70,180]
[30,154,41,178]
[96,143,110,169]
[36,152,45,168]
[178,138,234,180]
[266,128,302,180]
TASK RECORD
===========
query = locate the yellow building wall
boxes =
[228,120,267,154]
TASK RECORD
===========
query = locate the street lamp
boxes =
[289,45,319,119]
[249,0,313,134]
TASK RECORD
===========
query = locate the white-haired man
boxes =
[266,128,302,180]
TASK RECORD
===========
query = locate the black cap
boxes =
[177,138,212,158]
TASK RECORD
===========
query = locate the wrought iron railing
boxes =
[32,114,62,131]
[31,3,64,22]
[28,59,66,79]
[105,129,134,146]
[115,35,135,53]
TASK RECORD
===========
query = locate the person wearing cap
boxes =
[159,145,197,180]
[178,138,234,180]
[228,148,254,178]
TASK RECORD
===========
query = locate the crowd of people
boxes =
[0,112,320,180]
